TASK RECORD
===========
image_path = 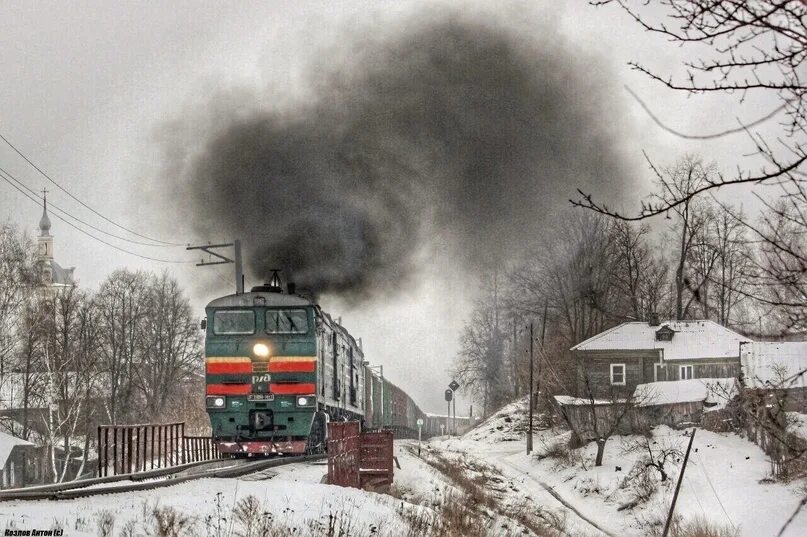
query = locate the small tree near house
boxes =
[557,366,655,467]
[622,435,683,482]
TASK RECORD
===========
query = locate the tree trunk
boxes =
[595,438,606,466]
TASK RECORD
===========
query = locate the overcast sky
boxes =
[0,1,784,413]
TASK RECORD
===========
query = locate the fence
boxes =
[327,421,360,488]
[327,422,394,490]
[97,422,220,477]
[359,430,394,489]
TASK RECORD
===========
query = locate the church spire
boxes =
[39,189,51,237]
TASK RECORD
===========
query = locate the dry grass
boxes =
[637,505,738,537]
[411,445,568,537]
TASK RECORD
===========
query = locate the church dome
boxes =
[39,204,51,234]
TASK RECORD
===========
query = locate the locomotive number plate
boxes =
[248,394,275,401]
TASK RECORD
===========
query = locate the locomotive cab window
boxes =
[266,309,309,334]
[213,310,255,335]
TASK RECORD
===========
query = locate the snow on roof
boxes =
[633,378,738,408]
[553,395,626,406]
[740,342,807,389]
[0,430,34,468]
[786,412,807,441]
[572,320,751,361]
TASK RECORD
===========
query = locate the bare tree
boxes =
[40,287,102,482]
[576,0,807,218]
[611,220,669,321]
[96,269,149,424]
[621,435,683,482]
[509,212,621,346]
[453,271,509,416]
[0,223,40,442]
[134,271,201,420]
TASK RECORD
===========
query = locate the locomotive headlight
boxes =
[206,396,226,408]
[253,343,270,357]
[296,396,314,407]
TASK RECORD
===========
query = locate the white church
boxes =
[36,194,75,288]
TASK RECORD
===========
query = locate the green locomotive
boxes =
[204,272,366,455]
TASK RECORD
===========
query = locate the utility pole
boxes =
[662,429,697,537]
[527,322,534,454]
[186,240,244,294]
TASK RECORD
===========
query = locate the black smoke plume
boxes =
[169,12,633,301]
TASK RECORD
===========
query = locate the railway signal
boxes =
[444,389,453,436]
[448,380,460,435]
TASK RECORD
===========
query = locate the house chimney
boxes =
[287,282,296,295]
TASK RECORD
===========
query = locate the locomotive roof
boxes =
[206,291,313,309]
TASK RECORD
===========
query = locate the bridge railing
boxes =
[97,422,221,477]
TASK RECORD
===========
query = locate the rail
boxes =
[0,454,326,502]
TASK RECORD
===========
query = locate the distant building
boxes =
[740,341,807,411]
[0,428,37,489]
[571,319,751,398]
[36,193,75,289]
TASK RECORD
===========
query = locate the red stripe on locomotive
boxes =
[270,383,316,395]
[268,361,316,373]
[207,383,251,395]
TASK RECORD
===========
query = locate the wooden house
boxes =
[0,429,37,489]
[740,341,807,412]
[571,320,751,399]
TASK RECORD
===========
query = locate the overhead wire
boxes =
[0,130,185,246]
[0,172,195,264]
[694,452,736,530]
[0,166,179,248]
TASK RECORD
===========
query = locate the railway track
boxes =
[0,454,327,502]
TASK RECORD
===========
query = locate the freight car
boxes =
[203,272,429,455]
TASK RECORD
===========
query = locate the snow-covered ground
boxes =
[3,403,806,536]
[0,446,443,537]
[435,399,807,537]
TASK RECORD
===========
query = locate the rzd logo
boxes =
[252,374,271,384]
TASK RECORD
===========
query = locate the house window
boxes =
[610,363,626,386]
[680,365,694,380]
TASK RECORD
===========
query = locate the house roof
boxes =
[571,320,751,361]
[0,430,34,468]
[740,342,807,389]
[633,378,738,408]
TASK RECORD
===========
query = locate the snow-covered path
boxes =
[435,426,807,537]
[493,447,619,537]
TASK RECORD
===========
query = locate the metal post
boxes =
[418,424,422,456]
[234,239,243,294]
[663,429,697,537]
[446,400,450,436]
[528,322,534,454]
[452,397,456,435]
[97,426,102,477]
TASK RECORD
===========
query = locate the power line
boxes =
[0,166,179,248]
[0,172,195,264]
[0,130,184,246]
[694,452,736,530]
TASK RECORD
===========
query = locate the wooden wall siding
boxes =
[575,348,741,398]
[663,359,740,381]
[577,356,646,398]
[557,400,706,441]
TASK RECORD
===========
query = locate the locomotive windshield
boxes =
[266,308,309,334]
[213,310,255,335]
